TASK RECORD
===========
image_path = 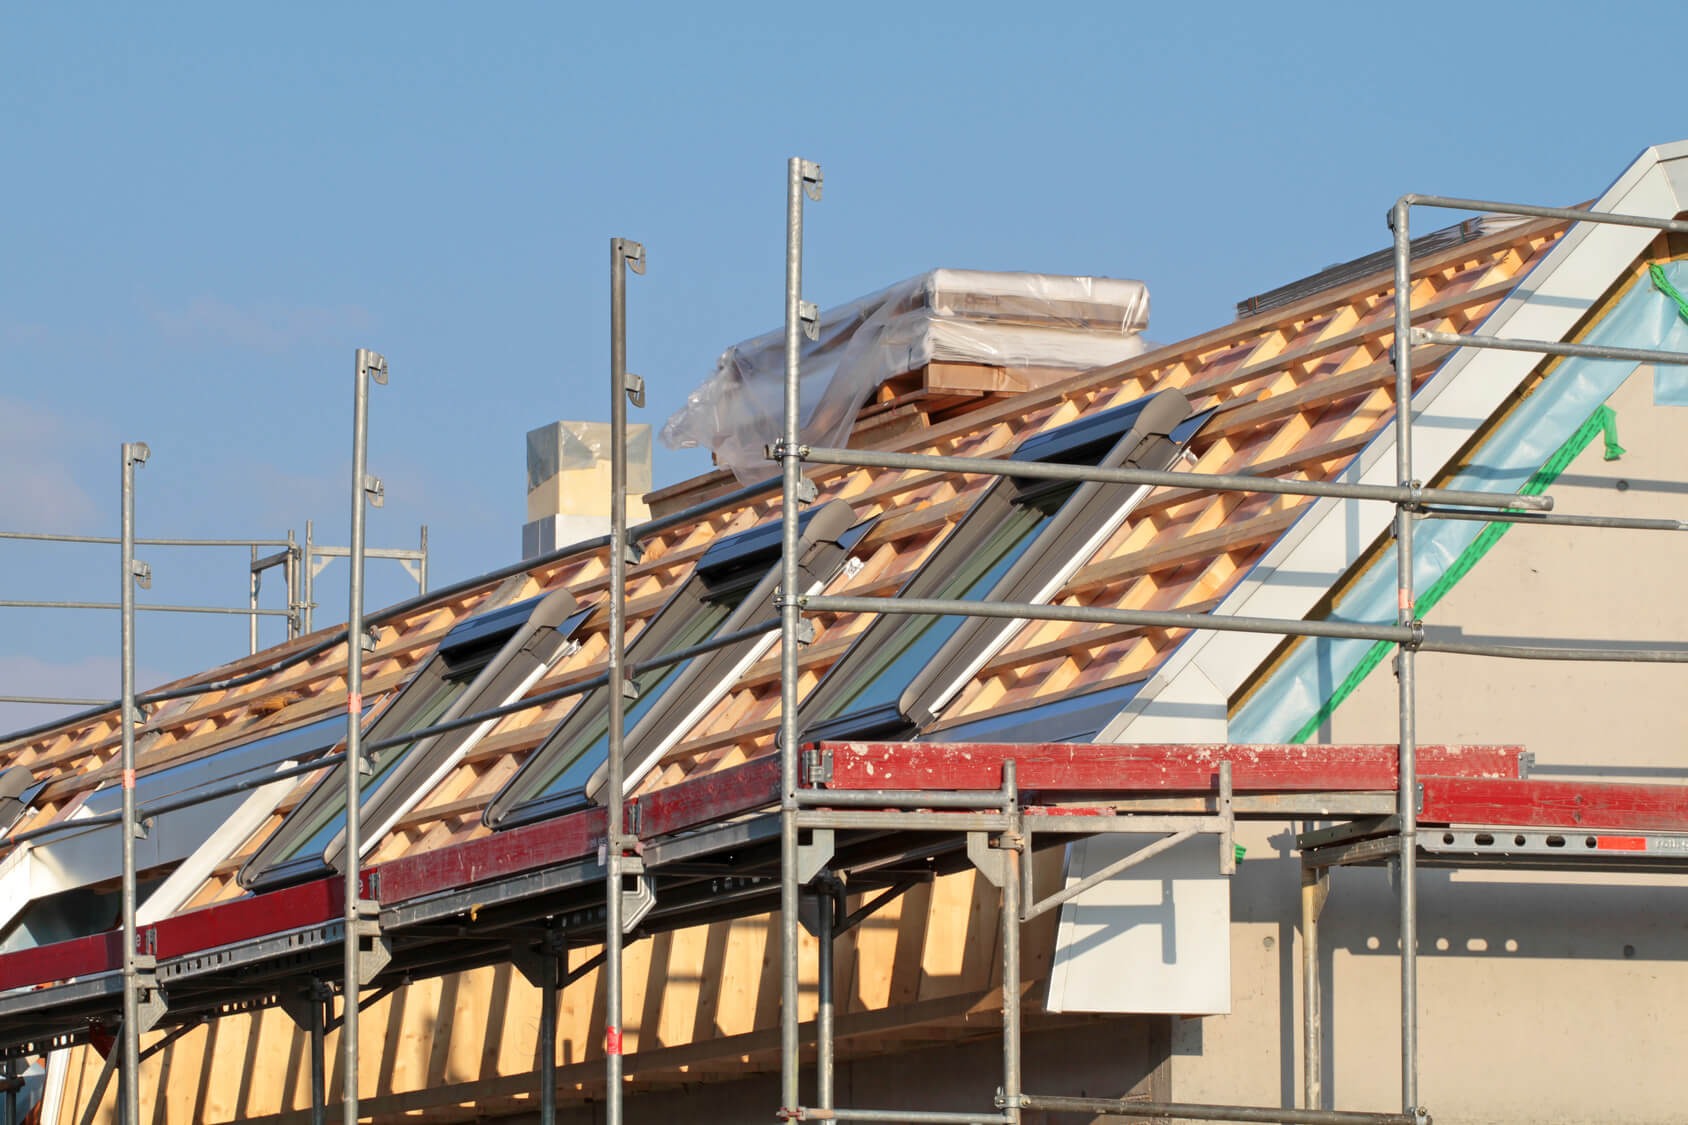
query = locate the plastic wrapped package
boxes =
[660,269,1151,481]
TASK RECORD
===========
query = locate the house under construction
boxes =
[4,141,1688,1125]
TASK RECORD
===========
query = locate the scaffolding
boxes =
[759,164,1688,1125]
[2,162,1688,1125]
[0,515,429,685]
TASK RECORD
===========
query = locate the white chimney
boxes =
[523,420,652,559]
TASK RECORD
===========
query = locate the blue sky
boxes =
[2,2,1682,729]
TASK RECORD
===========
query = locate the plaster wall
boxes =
[1170,366,1688,1123]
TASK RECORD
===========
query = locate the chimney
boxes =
[523,421,652,559]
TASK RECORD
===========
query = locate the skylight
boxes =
[801,388,1207,741]
[486,500,870,829]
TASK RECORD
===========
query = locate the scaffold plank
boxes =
[812,742,1526,792]
[1419,776,1688,832]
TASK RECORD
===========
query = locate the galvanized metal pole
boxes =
[1301,866,1328,1112]
[310,989,327,1125]
[817,888,835,1111]
[418,525,429,594]
[304,518,315,634]
[778,155,819,1121]
[540,947,557,1125]
[287,529,301,640]
[999,760,1022,1125]
[605,235,644,1125]
[1388,200,1421,1122]
[118,440,148,1125]
[343,348,385,1125]
[250,543,261,654]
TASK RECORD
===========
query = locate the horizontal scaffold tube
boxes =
[797,594,1417,645]
[1415,506,1688,532]
[1411,328,1688,367]
[1401,192,1688,233]
[0,532,295,547]
[1017,1092,1421,1125]
[790,445,1553,511]
[0,600,292,617]
[1418,637,1688,662]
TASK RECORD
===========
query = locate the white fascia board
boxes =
[0,843,35,933]
[136,768,298,925]
[1101,144,1687,742]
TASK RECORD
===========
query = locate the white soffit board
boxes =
[1047,833,1231,1015]
[1101,143,1687,738]
[136,771,299,926]
[0,845,34,933]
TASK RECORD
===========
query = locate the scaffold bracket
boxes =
[802,746,833,784]
[797,828,834,884]
[967,830,1007,888]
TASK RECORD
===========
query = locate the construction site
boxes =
[4,139,1688,1125]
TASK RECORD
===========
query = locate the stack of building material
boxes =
[660,269,1151,481]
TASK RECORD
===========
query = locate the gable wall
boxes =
[1173,365,1688,1124]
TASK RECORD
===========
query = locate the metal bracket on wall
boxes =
[352,900,391,987]
[510,929,567,990]
[797,828,834,885]
[801,747,833,785]
[618,857,655,933]
[967,830,1008,888]
[276,979,332,1031]
[133,956,166,1035]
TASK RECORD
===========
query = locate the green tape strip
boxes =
[1287,404,1619,743]
[1651,263,1688,325]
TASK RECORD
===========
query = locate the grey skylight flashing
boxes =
[486,499,868,829]
[799,388,1201,742]
[239,586,584,890]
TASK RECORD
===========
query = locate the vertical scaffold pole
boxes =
[310,986,327,1125]
[605,235,644,1125]
[999,760,1022,1124]
[118,440,148,1125]
[249,544,261,654]
[343,347,386,1125]
[1389,200,1422,1123]
[1300,865,1329,1111]
[778,154,820,1121]
[539,946,558,1125]
[287,529,302,641]
[304,519,316,634]
[816,887,835,1111]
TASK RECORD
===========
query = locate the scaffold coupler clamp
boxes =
[993,1088,1025,1110]
[1414,1106,1432,1125]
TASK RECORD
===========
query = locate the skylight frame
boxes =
[240,586,585,891]
[799,389,1203,742]
[485,500,869,830]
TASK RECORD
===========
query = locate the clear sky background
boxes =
[3,2,1683,730]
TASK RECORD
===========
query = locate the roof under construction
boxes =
[6,141,1688,1125]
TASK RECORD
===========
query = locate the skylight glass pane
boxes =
[529,595,740,803]
[821,496,1060,720]
[279,672,474,863]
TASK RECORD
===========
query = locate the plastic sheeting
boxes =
[1231,259,1688,743]
[661,269,1151,482]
